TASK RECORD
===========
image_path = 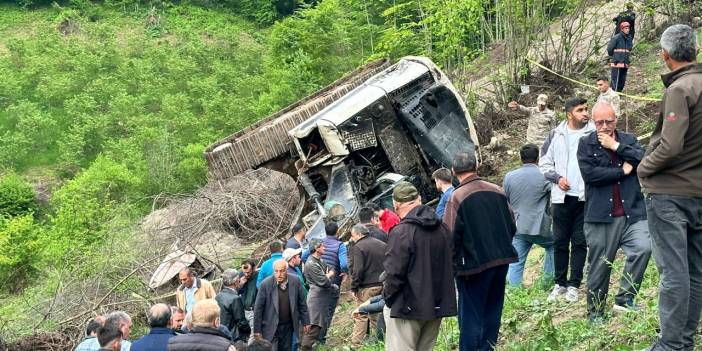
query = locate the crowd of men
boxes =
[74,23,700,351]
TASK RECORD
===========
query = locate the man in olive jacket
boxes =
[444,150,517,351]
[638,24,702,351]
[383,181,457,351]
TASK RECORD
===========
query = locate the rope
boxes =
[525,57,661,102]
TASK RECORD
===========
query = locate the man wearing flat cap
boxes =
[443,150,518,351]
[383,181,457,351]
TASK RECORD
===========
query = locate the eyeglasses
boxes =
[594,119,616,126]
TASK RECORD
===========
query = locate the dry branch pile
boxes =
[4,332,73,351]
[145,168,301,246]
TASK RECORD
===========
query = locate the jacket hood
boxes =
[400,204,442,229]
[554,120,595,134]
[662,63,702,87]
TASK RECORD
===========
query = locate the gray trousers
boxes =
[647,194,702,351]
[383,306,441,351]
[584,217,651,317]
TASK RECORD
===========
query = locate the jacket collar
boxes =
[662,63,702,87]
[555,120,595,135]
[455,174,482,189]
[179,277,201,292]
[149,327,176,335]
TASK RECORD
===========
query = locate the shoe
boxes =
[564,286,579,302]
[588,314,606,325]
[613,300,640,313]
[547,285,567,301]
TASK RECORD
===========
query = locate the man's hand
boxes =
[622,161,633,175]
[254,333,263,340]
[558,177,570,191]
[598,132,619,151]
[303,325,311,334]
[508,101,519,110]
[239,276,248,285]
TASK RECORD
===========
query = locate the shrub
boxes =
[46,155,140,259]
[0,215,42,291]
[0,173,37,218]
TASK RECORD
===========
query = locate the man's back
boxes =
[503,164,551,236]
[384,205,457,320]
[167,327,233,351]
[131,328,175,351]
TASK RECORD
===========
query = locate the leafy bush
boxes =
[0,215,42,291]
[46,156,140,259]
[0,173,37,218]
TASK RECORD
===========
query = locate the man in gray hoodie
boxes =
[539,97,595,303]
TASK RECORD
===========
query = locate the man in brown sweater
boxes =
[349,224,386,348]
[638,24,702,351]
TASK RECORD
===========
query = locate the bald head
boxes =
[148,303,172,328]
[273,259,288,284]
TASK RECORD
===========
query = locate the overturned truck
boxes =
[204,56,479,240]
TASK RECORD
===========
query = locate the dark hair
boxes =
[97,323,122,348]
[86,317,104,336]
[452,151,477,174]
[364,202,381,212]
[291,223,304,234]
[596,75,609,84]
[241,259,256,268]
[269,240,283,253]
[148,304,171,328]
[358,207,375,223]
[520,144,540,164]
[431,168,452,183]
[565,97,587,114]
[248,339,273,351]
[325,221,339,236]
[233,340,248,351]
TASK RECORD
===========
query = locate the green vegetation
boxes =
[0,0,698,347]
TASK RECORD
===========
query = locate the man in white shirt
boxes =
[539,97,595,303]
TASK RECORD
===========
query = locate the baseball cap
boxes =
[537,94,548,106]
[282,248,302,262]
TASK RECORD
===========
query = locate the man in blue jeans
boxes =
[638,24,702,351]
[503,144,554,287]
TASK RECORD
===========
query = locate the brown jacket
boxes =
[350,235,386,292]
[638,64,702,197]
[443,174,517,276]
[175,278,217,312]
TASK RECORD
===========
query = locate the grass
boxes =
[322,248,671,350]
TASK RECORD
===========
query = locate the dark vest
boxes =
[321,236,342,284]
[167,327,231,351]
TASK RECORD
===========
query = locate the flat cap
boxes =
[282,248,302,262]
[392,181,419,203]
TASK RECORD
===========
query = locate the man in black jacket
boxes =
[349,224,386,348]
[238,259,258,342]
[167,299,236,351]
[358,207,388,243]
[444,151,517,351]
[216,269,250,341]
[577,101,651,322]
[607,21,634,92]
[383,181,457,351]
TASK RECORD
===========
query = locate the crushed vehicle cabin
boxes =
[204,56,479,241]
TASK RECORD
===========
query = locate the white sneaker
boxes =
[547,285,567,301]
[564,286,579,302]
